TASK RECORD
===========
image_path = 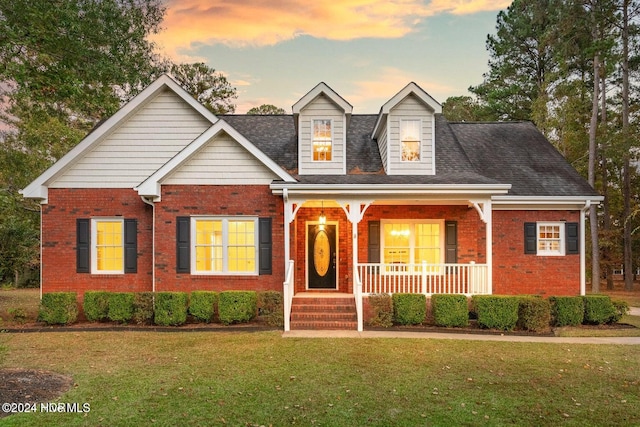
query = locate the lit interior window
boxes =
[96,220,123,272]
[400,120,420,161]
[194,218,256,273]
[313,119,332,161]
[383,222,442,268]
[538,224,561,254]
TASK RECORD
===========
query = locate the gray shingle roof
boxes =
[220,114,598,197]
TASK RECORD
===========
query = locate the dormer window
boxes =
[312,119,332,161]
[400,119,421,161]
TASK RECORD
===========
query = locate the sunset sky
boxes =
[155,0,513,113]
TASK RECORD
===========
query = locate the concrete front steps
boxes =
[290,293,357,330]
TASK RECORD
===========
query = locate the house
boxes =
[21,75,602,331]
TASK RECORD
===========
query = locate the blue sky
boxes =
[155,0,512,113]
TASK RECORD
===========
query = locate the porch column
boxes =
[471,199,492,294]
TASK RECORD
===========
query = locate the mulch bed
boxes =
[0,368,74,418]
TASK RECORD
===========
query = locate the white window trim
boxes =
[380,219,445,272]
[399,118,422,162]
[190,216,259,275]
[537,222,565,256]
[312,118,333,162]
[91,218,124,275]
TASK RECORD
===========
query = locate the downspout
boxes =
[140,196,156,294]
[39,202,43,301]
[580,200,591,296]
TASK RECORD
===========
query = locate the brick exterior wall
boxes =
[154,185,285,293]
[42,188,153,300]
[492,210,581,296]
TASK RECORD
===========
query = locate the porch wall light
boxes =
[319,200,326,225]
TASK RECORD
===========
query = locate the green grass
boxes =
[0,288,39,325]
[0,331,639,426]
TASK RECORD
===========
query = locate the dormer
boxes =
[293,83,352,175]
[372,82,442,175]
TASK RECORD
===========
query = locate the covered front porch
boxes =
[272,182,510,331]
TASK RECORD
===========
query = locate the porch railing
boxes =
[357,261,489,296]
[283,260,295,332]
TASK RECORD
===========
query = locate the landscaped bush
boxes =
[472,295,519,331]
[549,296,584,327]
[392,293,426,325]
[132,292,154,325]
[583,295,617,325]
[611,299,630,323]
[38,292,78,325]
[107,293,135,323]
[517,297,551,332]
[189,291,218,323]
[218,291,257,325]
[432,294,468,327]
[83,291,110,322]
[257,291,283,327]
[367,293,393,328]
[154,292,188,326]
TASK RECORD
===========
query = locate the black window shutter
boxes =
[76,219,90,273]
[566,222,579,255]
[368,221,380,263]
[259,217,273,275]
[176,216,190,273]
[445,221,458,263]
[124,219,138,273]
[524,222,537,254]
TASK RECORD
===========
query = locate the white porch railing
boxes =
[357,261,489,296]
[283,260,295,332]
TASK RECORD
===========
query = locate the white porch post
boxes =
[471,199,492,294]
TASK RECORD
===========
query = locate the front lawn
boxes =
[0,331,638,426]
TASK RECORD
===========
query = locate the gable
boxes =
[50,88,212,188]
[164,131,281,185]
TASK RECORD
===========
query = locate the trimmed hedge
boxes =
[392,293,426,325]
[432,294,468,327]
[154,292,188,326]
[132,292,154,325]
[612,299,630,323]
[367,294,394,328]
[549,296,584,327]
[472,295,519,331]
[257,291,284,327]
[83,291,110,322]
[39,292,78,325]
[107,293,135,323]
[583,295,617,325]
[189,291,218,323]
[219,291,257,325]
[517,297,551,332]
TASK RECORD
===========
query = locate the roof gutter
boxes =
[270,183,512,197]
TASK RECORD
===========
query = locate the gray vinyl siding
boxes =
[377,119,389,173]
[387,94,435,175]
[50,89,211,188]
[298,94,346,175]
[164,132,279,185]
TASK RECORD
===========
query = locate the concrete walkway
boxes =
[282,306,640,345]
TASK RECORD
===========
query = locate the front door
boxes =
[307,223,337,289]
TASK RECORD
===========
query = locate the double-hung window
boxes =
[92,218,124,274]
[312,119,332,161]
[192,217,258,274]
[524,221,579,256]
[382,220,443,271]
[400,119,421,161]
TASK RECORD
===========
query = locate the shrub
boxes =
[38,292,78,325]
[83,291,110,322]
[218,291,257,325]
[517,297,551,332]
[154,292,188,326]
[8,307,28,324]
[132,292,154,325]
[257,291,283,327]
[583,295,617,325]
[189,291,218,323]
[432,294,469,327]
[367,294,393,328]
[611,299,630,323]
[472,295,519,331]
[549,296,584,327]
[107,293,135,323]
[392,294,426,325]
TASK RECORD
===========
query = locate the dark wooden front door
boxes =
[307,224,337,289]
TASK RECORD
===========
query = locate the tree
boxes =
[247,104,286,115]
[170,63,237,114]
[441,96,492,121]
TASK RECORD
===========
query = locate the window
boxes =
[382,221,443,269]
[400,119,421,161]
[77,218,137,274]
[537,223,563,255]
[312,119,332,161]
[191,217,258,274]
